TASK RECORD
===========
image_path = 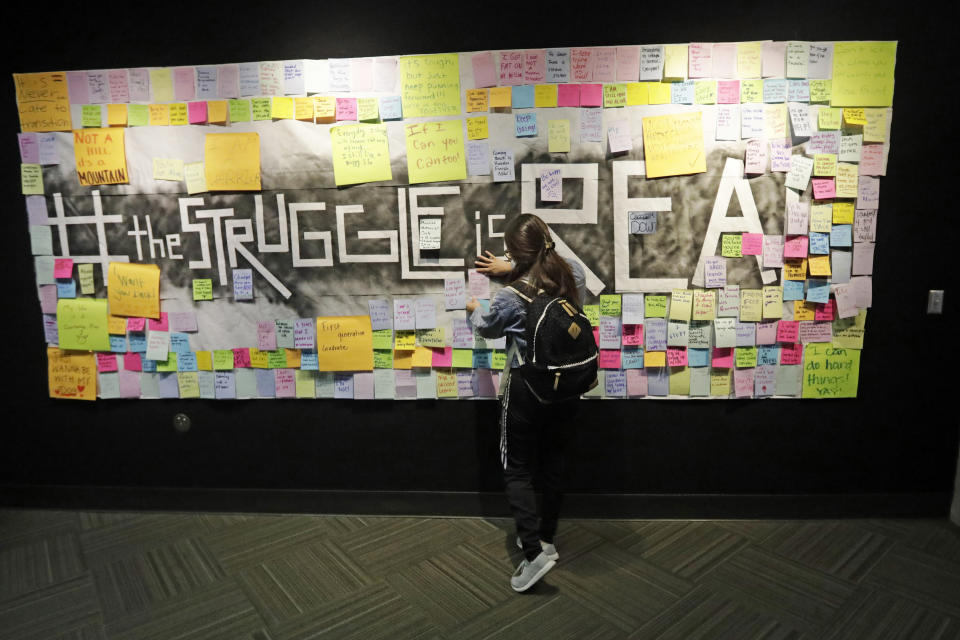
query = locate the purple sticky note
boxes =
[756,321,778,345]
[214,371,236,399]
[444,277,466,310]
[42,314,58,344]
[858,176,880,209]
[393,299,415,330]
[173,67,196,101]
[353,372,374,399]
[256,369,276,397]
[128,68,151,102]
[626,369,647,397]
[38,284,58,313]
[187,101,207,124]
[18,133,39,164]
[580,84,603,107]
[67,70,89,104]
[169,312,198,333]
[524,50,546,83]
[159,372,180,398]
[26,196,48,225]
[294,318,315,349]
[86,70,109,103]
[334,373,354,399]
[557,84,580,107]
[118,370,141,398]
[218,64,240,98]
[108,69,130,103]
[617,46,641,81]
[467,269,491,298]
[592,48,617,82]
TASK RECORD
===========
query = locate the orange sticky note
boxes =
[489,86,512,108]
[466,89,488,113]
[148,104,170,126]
[412,346,433,368]
[393,350,414,369]
[645,351,667,367]
[48,347,97,401]
[207,101,228,124]
[107,104,127,127]
[294,97,315,121]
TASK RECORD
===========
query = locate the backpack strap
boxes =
[505,280,540,304]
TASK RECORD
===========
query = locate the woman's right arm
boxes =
[469,289,520,339]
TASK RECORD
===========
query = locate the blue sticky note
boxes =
[170,332,191,353]
[141,357,157,372]
[512,85,535,109]
[671,80,695,105]
[830,225,852,247]
[645,318,667,351]
[646,366,669,396]
[158,372,179,398]
[604,370,627,397]
[515,113,537,137]
[735,321,756,346]
[763,79,788,103]
[806,279,830,303]
[809,232,830,255]
[128,332,147,353]
[109,335,127,353]
[214,371,236,399]
[177,352,198,372]
[758,345,779,366]
[300,349,318,370]
[688,348,710,368]
[622,347,644,369]
[787,80,810,102]
[56,279,76,298]
[783,280,805,301]
[368,299,392,331]
[334,373,354,399]
[255,369,275,397]
[379,96,403,121]
[473,349,492,369]
[233,269,253,301]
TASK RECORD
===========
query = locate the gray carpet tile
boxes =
[715,519,788,544]
[821,584,960,640]
[0,528,87,601]
[79,514,212,568]
[620,521,749,581]
[201,516,332,573]
[452,592,625,640]
[862,544,960,618]
[0,574,103,640]
[334,518,467,577]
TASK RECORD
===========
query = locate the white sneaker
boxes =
[516,536,559,561]
[510,551,556,592]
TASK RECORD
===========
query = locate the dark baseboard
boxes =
[0,485,952,519]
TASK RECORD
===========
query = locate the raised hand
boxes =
[474,250,511,277]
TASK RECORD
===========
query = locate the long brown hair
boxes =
[504,214,580,305]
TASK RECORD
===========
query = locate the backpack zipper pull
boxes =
[554,371,561,390]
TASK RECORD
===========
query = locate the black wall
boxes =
[2,1,956,517]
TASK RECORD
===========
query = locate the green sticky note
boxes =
[599,295,622,317]
[56,298,110,351]
[77,263,95,295]
[229,99,252,123]
[735,346,758,368]
[213,350,234,370]
[452,348,473,368]
[295,370,316,398]
[801,344,861,398]
[373,349,394,368]
[156,352,178,372]
[251,98,272,121]
[583,305,600,326]
[372,329,393,350]
[721,235,742,258]
[192,278,213,301]
[267,349,287,369]
[21,163,43,195]
[416,327,446,348]
[492,350,507,370]
[81,104,102,128]
[645,295,667,318]
[127,104,150,127]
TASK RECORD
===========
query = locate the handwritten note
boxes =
[15,72,71,132]
[73,129,128,186]
[642,112,706,178]
[107,262,160,319]
[831,42,897,107]
[315,316,373,371]
[400,54,460,118]
[404,120,466,184]
[330,124,392,186]
[204,133,260,191]
[57,298,110,351]
[48,347,97,401]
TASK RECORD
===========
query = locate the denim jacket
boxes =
[469,259,587,368]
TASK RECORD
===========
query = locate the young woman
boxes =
[466,213,586,592]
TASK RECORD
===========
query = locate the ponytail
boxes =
[504,214,581,305]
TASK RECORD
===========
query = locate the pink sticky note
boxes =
[860,144,884,176]
[762,235,785,268]
[580,84,603,107]
[108,69,130,103]
[350,58,373,92]
[626,369,647,396]
[169,312,198,333]
[148,312,168,332]
[18,133,39,164]
[558,84,581,107]
[432,347,453,367]
[745,139,767,175]
[54,258,74,279]
[777,321,799,343]
[233,348,251,368]
[118,370,141,398]
[124,352,143,371]
[756,321,778,345]
[353,372,374,399]
[275,369,296,398]
[812,178,836,200]
[712,44,737,78]
[622,324,644,346]
[741,233,763,255]
[257,321,277,351]
[815,300,836,322]
[717,80,740,104]
[784,235,809,258]
[499,51,524,86]
[96,352,118,373]
[592,48,617,82]
[127,317,146,332]
[666,347,687,367]
[592,327,600,346]
[472,52,497,88]
[712,347,734,368]
[780,343,803,365]
[762,42,786,77]
[67,70,89,104]
[218,64,240,98]
[524,50,546,83]
[734,368,755,398]
[173,67,196,101]
[336,98,357,121]
[688,43,713,78]
[617,46,640,81]
[599,349,621,369]
[187,101,207,124]
[467,269,491,298]
[39,285,58,314]
[570,48,595,82]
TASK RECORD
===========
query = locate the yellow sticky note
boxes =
[399,54,461,118]
[316,316,373,371]
[357,97,379,122]
[184,162,207,194]
[642,112,706,178]
[810,204,832,233]
[314,96,336,122]
[832,310,867,350]
[169,103,189,126]
[57,298,110,351]
[669,367,690,396]
[764,104,788,139]
[107,104,127,127]
[148,104,170,126]
[466,116,488,141]
[466,89,488,113]
[794,300,816,321]
[249,348,269,369]
[692,290,715,321]
[78,264,95,294]
[404,120,466,184]
[196,351,213,371]
[271,97,294,120]
[645,351,666,367]
[21,164,43,195]
[626,82,649,106]
[47,347,97,401]
[394,330,416,351]
[412,346,434,368]
[762,286,783,318]
[602,83,627,108]
[646,82,672,104]
[814,154,837,177]
[489,86,512,108]
[810,79,832,103]
[740,79,763,103]
[739,289,763,322]
[669,289,693,322]
[416,328,445,348]
[295,370,316,398]
[548,119,570,153]
[694,81,716,105]
[843,108,866,126]
[153,158,184,181]
[737,42,763,78]
[14,72,71,132]
[784,259,808,281]
[831,41,897,107]
[535,84,558,108]
[818,108,842,130]
[107,315,127,335]
[663,44,688,80]
[149,68,174,102]
[436,369,458,397]
[285,348,301,369]
[107,262,160,319]
[330,124,393,186]
[393,350,414,370]
[294,97,315,122]
[808,255,832,276]
[204,133,260,191]
[73,129,128,186]
[178,372,200,398]
[835,163,859,199]
[833,202,855,225]
[208,101,228,124]
[710,369,731,397]
[863,108,887,143]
